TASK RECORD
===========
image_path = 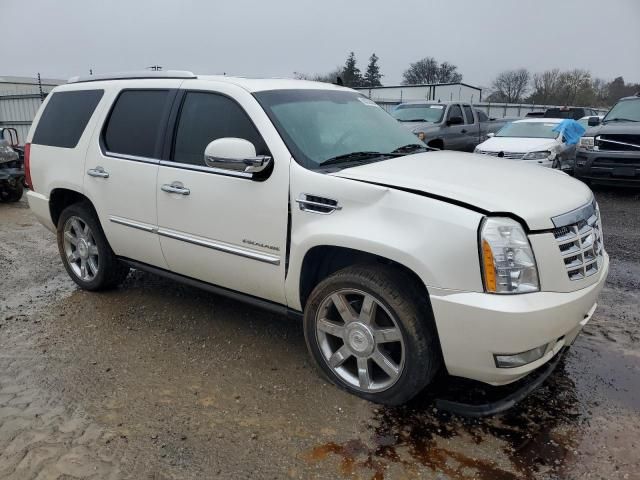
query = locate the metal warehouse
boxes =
[355,82,483,106]
[0,75,63,144]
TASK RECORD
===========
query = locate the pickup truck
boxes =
[575,93,640,186]
[392,101,517,152]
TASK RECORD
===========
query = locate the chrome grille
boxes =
[553,208,603,281]
[475,150,525,160]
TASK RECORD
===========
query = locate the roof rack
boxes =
[68,70,197,84]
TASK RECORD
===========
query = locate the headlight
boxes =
[579,136,597,151]
[480,217,539,294]
[522,151,551,160]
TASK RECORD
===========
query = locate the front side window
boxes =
[255,90,426,170]
[463,105,475,124]
[172,92,268,166]
[448,104,463,121]
[103,90,171,158]
[391,104,445,123]
[496,122,560,139]
[33,90,103,148]
[603,98,640,123]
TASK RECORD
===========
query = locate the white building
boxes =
[0,75,64,144]
[355,82,482,109]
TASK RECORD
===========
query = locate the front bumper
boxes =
[0,166,24,182]
[430,253,608,385]
[575,149,640,185]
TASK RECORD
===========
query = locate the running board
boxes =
[119,258,303,322]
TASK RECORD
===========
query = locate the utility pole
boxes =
[37,73,44,102]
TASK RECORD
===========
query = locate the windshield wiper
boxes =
[397,118,428,122]
[603,117,639,123]
[391,143,428,154]
[318,151,391,167]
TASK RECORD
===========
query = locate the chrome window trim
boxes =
[109,216,158,233]
[551,197,597,228]
[157,228,280,265]
[104,151,160,164]
[158,160,253,179]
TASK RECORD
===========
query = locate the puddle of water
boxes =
[306,355,585,479]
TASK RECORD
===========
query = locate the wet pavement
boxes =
[0,187,639,479]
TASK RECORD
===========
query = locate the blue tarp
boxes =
[552,119,586,145]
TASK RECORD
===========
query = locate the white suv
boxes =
[25,71,608,407]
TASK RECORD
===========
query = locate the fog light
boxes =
[494,344,548,368]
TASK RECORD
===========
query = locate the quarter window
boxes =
[476,110,489,122]
[103,90,172,158]
[172,92,268,166]
[32,90,103,148]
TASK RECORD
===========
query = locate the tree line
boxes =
[295,53,463,88]
[488,68,639,107]
[295,53,639,107]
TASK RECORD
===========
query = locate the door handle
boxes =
[461,129,467,134]
[161,182,190,196]
[87,166,109,178]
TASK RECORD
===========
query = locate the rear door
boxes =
[84,81,182,268]
[462,104,479,151]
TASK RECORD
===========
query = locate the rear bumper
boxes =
[575,149,640,185]
[26,190,56,232]
[430,254,608,385]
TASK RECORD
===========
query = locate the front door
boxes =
[443,103,468,151]
[156,86,290,304]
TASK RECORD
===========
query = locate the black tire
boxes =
[57,202,129,291]
[0,182,23,202]
[303,264,441,405]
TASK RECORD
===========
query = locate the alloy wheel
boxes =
[315,289,405,393]
[63,216,100,282]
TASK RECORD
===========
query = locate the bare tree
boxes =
[293,67,343,84]
[530,69,561,104]
[558,69,592,105]
[402,57,462,85]
[490,69,530,103]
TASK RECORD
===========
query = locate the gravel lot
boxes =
[0,186,639,480]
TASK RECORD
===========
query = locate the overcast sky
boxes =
[4,0,640,88]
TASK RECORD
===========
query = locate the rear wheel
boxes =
[303,265,441,405]
[57,202,129,290]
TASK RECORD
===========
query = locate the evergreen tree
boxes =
[363,53,383,87]
[341,52,363,87]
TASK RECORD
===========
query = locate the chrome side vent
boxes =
[295,194,342,215]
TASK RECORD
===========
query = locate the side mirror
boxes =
[587,116,601,127]
[204,138,272,178]
[447,116,464,126]
[486,132,495,138]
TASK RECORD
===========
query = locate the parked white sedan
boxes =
[474,118,573,168]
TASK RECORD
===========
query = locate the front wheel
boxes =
[303,265,441,405]
[57,202,129,291]
[0,181,23,202]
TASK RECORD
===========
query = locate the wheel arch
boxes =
[49,188,96,228]
[427,138,444,150]
[297,245,431,313]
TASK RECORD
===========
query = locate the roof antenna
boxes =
[335,76,343,86]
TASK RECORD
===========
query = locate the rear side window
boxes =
[172,92,268,166]
[463,105,474,124]
[32,90,103,148]
[103,90,171,158]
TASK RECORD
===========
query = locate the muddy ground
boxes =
[0,187,639,480]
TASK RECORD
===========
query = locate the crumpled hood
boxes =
[476,136,559,153]
[333,150,593,230]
